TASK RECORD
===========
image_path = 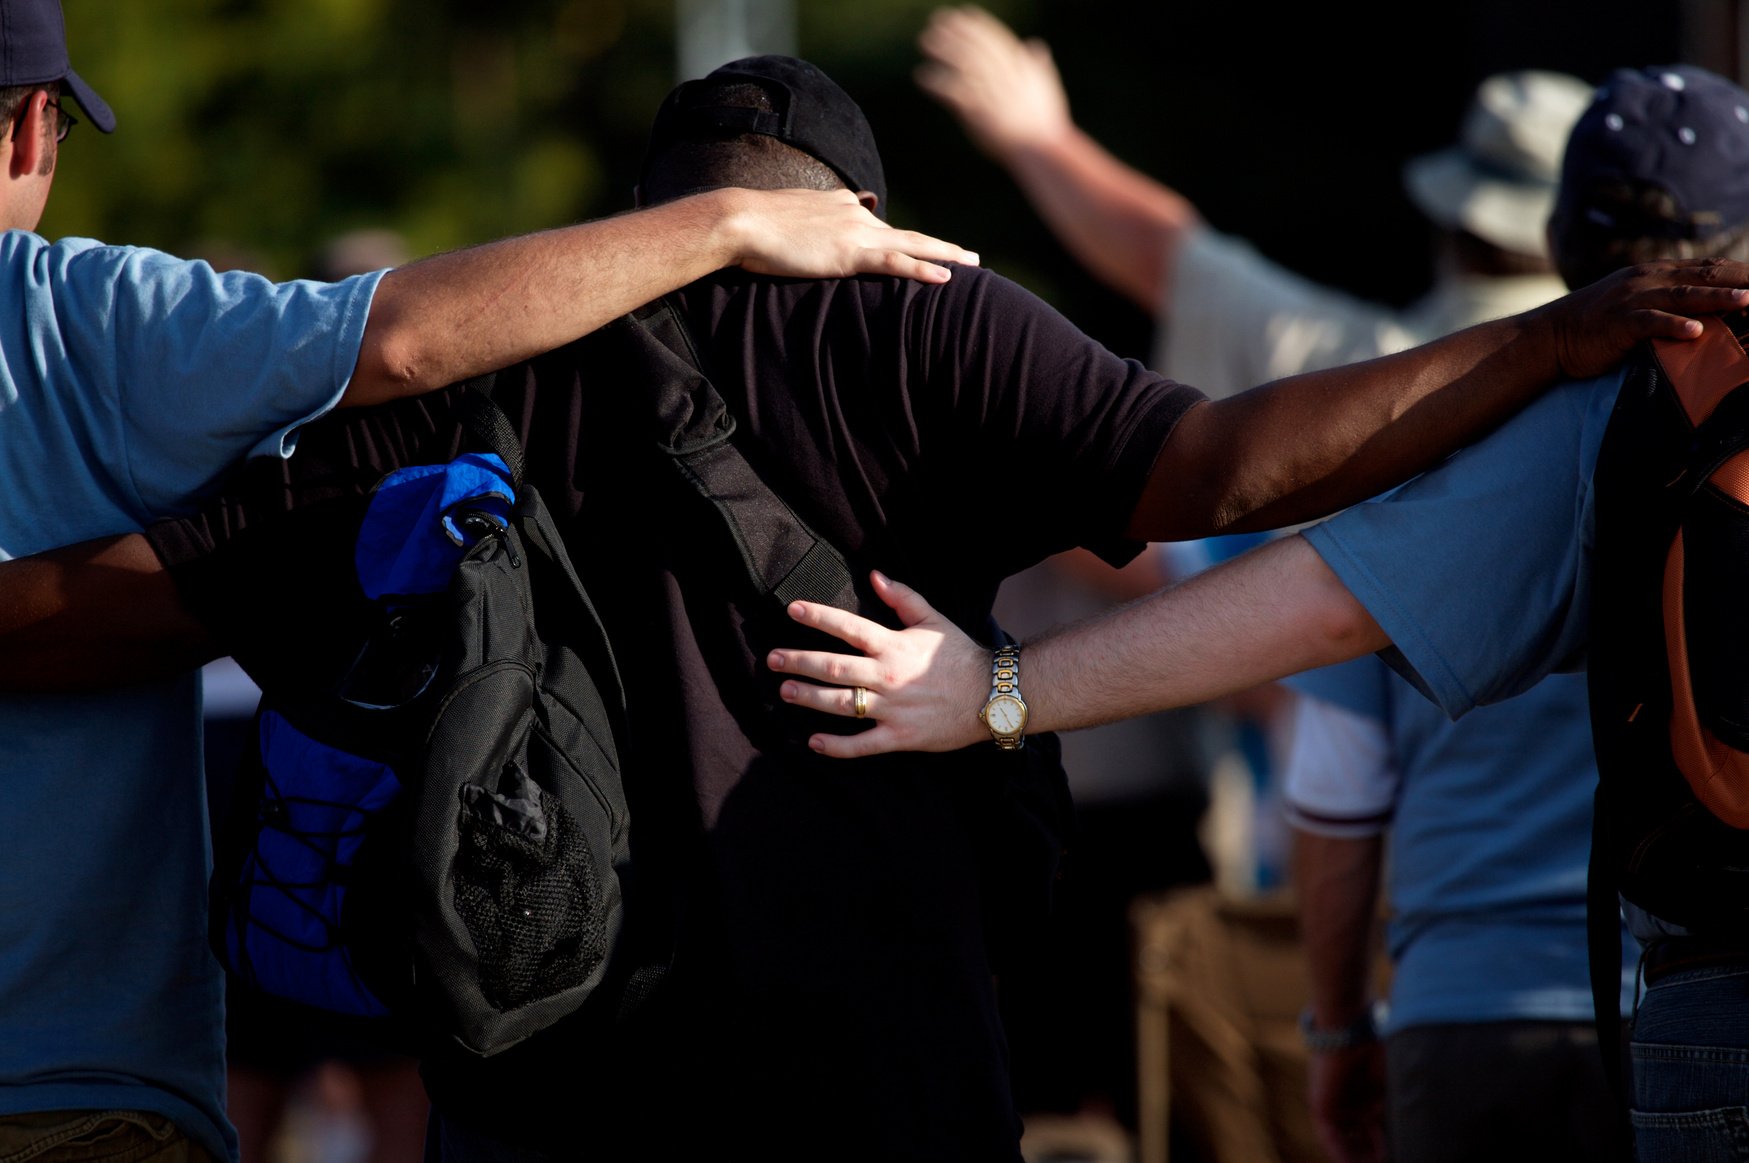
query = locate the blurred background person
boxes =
[1284,663,1630,1163]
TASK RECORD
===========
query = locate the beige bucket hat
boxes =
[1404,70,1593,258]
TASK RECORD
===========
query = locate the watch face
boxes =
[985,694,1026,736]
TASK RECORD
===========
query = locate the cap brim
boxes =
[1404,147,1554,258]
[62,69,114,133]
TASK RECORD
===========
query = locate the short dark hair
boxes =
[1551,178,1749,289]
[640,82,848,205]
[0,84,34,125]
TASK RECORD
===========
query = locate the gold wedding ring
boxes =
[853,686,869,718]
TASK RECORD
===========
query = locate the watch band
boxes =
[992,645,1019,695]
[981,644,1026,750]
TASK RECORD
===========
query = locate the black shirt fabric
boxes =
[153,265,1201,1161]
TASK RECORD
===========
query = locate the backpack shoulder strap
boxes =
[453,371,527,492]
[1647,319,1749,487]
[623,295,861,614]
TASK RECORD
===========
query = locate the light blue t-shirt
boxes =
[1290,657,1634,1031]
[0,232,382,1161]
[1303,369,1622,716]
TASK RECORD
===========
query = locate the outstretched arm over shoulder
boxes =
[0,194,981,686]
[346,187,980,406]
[769,536,1386,756]
[1126,259,1749,540]
[0,534,214,691]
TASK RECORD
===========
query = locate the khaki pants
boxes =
[0,1112,213,1163]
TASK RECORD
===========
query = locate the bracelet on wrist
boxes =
[1298,1006,1378,1053]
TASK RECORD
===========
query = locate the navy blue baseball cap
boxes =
[642,55,886,219]
[0,0,113,133]
[1557,66,1749,239]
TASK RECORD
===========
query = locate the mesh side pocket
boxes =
[454,762,607,1013]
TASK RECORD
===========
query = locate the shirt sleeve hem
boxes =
[1303,521,1479,719]
[1083,382,1208,568]
[249,267,388,461]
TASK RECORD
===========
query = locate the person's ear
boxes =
[856,190,879,215]
[7,90,50,179]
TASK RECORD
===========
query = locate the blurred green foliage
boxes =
[51,0,1047,281]
[57,0,616,275]
[49,0,1684,359]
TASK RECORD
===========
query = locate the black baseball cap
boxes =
[0,0,113,132]
[1558,66,1749,240]
[642,55,886,218]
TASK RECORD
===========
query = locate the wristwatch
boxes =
[1298,1007,1378,1053]
[978,644,1028,750]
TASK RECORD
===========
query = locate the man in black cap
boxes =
[47,51,1743,1162]
[0,3,986,1159]
[771,65,1749,1163]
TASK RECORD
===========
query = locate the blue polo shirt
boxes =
[0,232,381,1160]
[1300,369,1641,1025]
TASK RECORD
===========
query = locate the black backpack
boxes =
[210,386,635,1057]
[1587,312,1749,1066]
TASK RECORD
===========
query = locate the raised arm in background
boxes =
[916,5,1197,311]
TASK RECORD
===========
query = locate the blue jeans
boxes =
[0,1112,210,1163]
[1631,961,1749,1161]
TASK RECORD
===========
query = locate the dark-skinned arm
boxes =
[767,261,1749,754]
[0,533,215,691]
[1126,259,1749,540]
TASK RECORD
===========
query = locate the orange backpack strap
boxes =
[1651,316,1749,428]
[1654,320,1749,827]
[1585,319,1749,1112]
